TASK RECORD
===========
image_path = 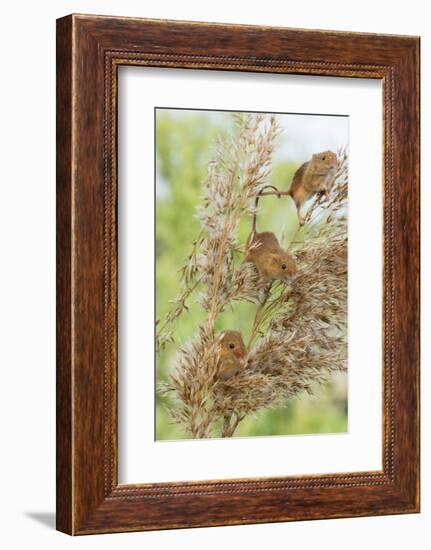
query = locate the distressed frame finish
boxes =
[56,14,420,535]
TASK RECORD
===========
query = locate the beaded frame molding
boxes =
[56,14,420,535]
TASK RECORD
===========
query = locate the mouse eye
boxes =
[281,263,287,270]
[229,343,235,349]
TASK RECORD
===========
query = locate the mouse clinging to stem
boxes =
[288,150,338,226]
[245,185,297,282]
[218,330,248,381]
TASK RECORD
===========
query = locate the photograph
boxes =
[155,108,349,440]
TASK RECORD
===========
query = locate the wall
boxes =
[0,0,428,548]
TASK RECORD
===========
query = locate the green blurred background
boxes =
[155,108,348,440]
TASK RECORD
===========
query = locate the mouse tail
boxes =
[253,184,281,234]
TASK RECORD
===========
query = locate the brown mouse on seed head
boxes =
[288,150,338,225]
[245,186,297,283]
[218,330,248,381]
[246,231,297,282]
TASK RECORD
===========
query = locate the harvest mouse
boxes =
[218,330,248,380]
[288,150,338,225]
[245,186,297,282]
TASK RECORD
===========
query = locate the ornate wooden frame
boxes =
[56,14,420,534]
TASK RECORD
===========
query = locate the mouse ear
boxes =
[268,252,280,265]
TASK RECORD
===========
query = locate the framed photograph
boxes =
[56,14,420,534]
